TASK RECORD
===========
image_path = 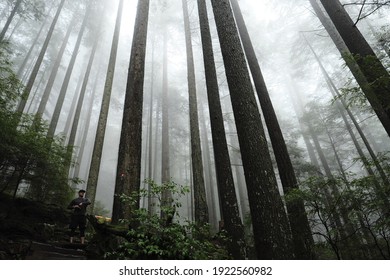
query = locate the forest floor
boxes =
[0,194,92,260]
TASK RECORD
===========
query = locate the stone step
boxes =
[26,241,86,260]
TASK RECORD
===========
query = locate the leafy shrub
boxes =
[101,181,231,260]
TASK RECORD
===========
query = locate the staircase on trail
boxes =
[26,241,87,260]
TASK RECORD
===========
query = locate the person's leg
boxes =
[69,215,77,243]
[79,215,87,244]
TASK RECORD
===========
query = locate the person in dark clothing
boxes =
[67,189,91,244]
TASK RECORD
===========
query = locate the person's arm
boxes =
[82,198,91,206]
[68,199,80,209]
[67,199,75,209]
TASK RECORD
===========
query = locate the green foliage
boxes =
[291,160,390,259]
[102,180,230,260]
[337,81,371,112]
[339,52,390,112]
[0,46,75,206]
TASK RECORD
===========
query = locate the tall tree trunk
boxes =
[26,70,46,114]
[47,1,91,138]
[147,40,155,214]
[35,12,78,120]
[287,76,322,172]
[87,0,124,215]
[111,0,150,223]
[6,15,23,41]
[182,0,208,224]
[197,0,246,259]
[296,88,350,258]
[322,114,368,259]
[231,0,314,259]
[0,0,22,42]
[0,3,10,21]
[211,0,294,259]
[72,69,101,187]
[63,74,85,140]
[160,2,172,213]
[66,32,99,177]
[17,8,51,78]
[289,79,351,258]
[153,87,161,183]
[16,0,66,114]
[305,35,390,208]
[316,0,390,137]
[199,103,218,230]
[141,107,150,210]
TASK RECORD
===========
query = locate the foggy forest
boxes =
[1,0,390,261]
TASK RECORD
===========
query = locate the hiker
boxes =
[67,189,91,244]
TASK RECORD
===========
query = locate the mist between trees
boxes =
[1,0,390,260]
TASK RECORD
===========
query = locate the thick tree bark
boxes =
[316,0,390,137]
[112,0,150,223]
[211,0,294,259]
[197,0,246,259]
[87,0,124,215]
[231,0,314,259]
[182,0,209,225]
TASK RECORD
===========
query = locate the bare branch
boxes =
[354,0,367,26]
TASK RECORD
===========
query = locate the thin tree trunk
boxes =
[287,76,322,173]
[112,0,150,223]
[6,16,23,41]
[153,91,161,183]
[87,0,124,214]
[0,3,10,21]
[26,70,46,114]
[141,107,150,210]
[35,12,78,120]
[147,40,155,214]
[305,35,390,208]
[160,1,171,213]
[63,73,85,140]
[182,0,208,224]
[17,9,51,78]
[0,0,22,42]
[66,32,99,178]
[289,80,350,258]
[316,0,390,137]
[16,0,66,114]
[199,103,218,230]
[72,69,101,187]
[47,1,91,138]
